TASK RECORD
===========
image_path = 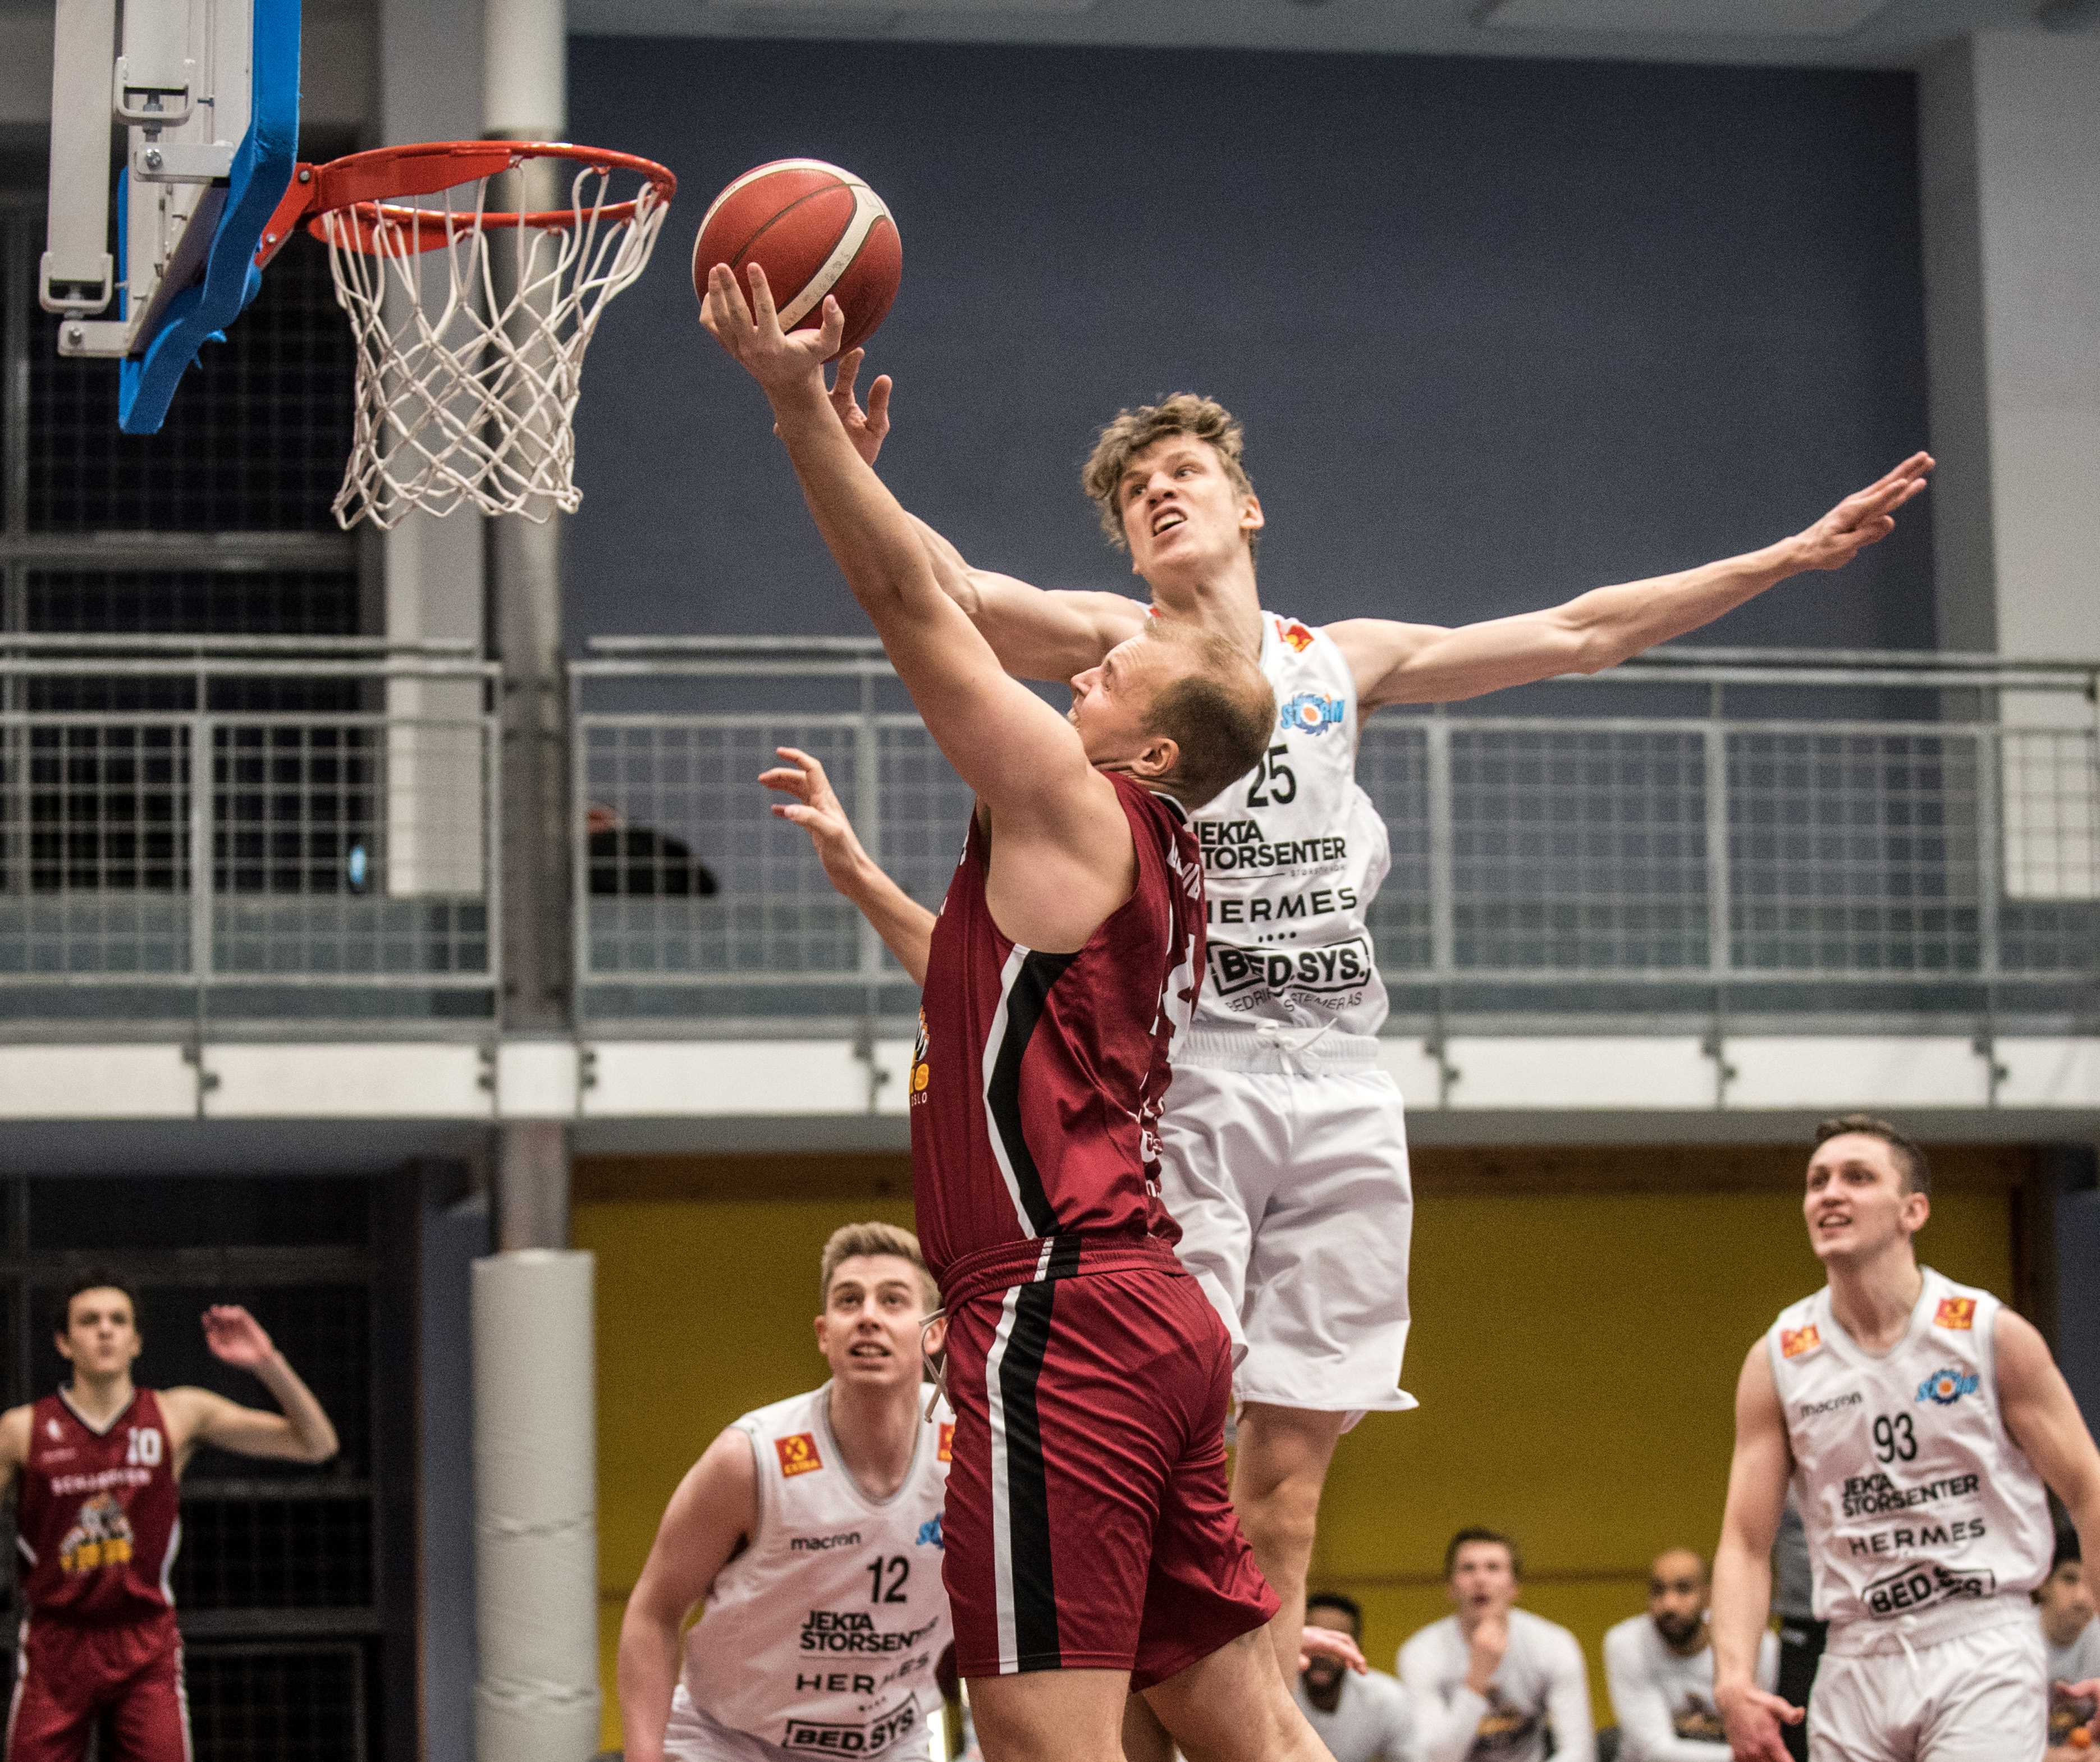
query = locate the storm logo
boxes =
[1916,1367,1979,1406]
[1278,692,1343,736]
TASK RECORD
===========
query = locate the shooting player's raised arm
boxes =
[700,266,1110,846]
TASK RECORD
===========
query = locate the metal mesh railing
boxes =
[0,643,497,1020]
[574,643,2100,1028]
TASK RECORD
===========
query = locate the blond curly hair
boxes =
[1081,393,1257,554]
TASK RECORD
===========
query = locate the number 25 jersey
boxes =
[17,1388,180,1621]
[682,1383,953,1759]
[1767,1267,2051,1630]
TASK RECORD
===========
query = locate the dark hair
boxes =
[1305,1590,1363,1634]
[2056,1527,2082,1574]
[1141,625,1275,812]
[1445,1527,1522,1581]
[52,1271,141,1339]
[1814,1114,1932,1195]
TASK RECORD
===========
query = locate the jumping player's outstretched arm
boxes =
[1710,1342,1800,1762]
[162,1306,338,1471]
[619,1427,760,1762]
[761,745,935,986]
[1329,455,1933,708]
[823,351,1147,682]
[701,267,1135,946]
[1997,1310,2100,1702]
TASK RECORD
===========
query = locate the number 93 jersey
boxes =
[1767,1268,2052,1633]
[681,1383,953,1761]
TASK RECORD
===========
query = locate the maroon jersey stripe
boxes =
[983,950,1078,1238]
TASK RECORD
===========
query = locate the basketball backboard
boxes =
[41,0,301,435]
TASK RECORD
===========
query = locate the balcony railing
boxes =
[3,637,2092,1040]
[0,636,499,1033]
[573,640,2100,1037]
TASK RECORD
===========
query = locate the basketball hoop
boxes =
[259,140,676,530]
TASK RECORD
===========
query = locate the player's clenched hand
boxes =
[1789,452,1933,572]
[201,1305,278,1370]
[760,747,873,894]
[828,349,891,467]
[1298,1626,1367,1675]
[1715,1681,1802,1762]
[698,263,844,404]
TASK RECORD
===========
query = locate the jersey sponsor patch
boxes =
[915,1514,943,1549]
[936,1421,952,1463]
[1863,1559,1998,1618]
[1209,936,1372,999]
[776,1433,824,1477]
[1279,691,1344,736]
[783,1695,921,1755]
[1275,618,1316,653]
[1781,1324,1823,1359]
[1934,1296,1977,1331]
[1916,1367,1979,1406]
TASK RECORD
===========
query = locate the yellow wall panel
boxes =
[581,1165,2015,1748]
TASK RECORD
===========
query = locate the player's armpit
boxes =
[630,1427,761,1624]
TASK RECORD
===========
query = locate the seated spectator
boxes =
[1398,1527,1594,1762]
[2041,1529,2100,1759]
[1604,1548,1776,1760]
[1295,1591,1416,1762]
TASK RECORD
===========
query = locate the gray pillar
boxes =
[1918,31,2100,899]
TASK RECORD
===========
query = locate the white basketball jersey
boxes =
[1188,614,1392,1037]
[1766,1267,2053,1632]
[681,1384,953,1759]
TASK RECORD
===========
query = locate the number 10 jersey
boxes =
[681,1383,953,1760]
[1767,1267,2052,1634]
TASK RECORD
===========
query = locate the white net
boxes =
[319,158,669,530]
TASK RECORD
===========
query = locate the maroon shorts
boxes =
[939,1233,1278,1690]
[6,1609,188,1762]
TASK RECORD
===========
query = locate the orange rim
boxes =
[258,140,676,261]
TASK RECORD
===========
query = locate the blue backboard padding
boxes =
[118,0,302,434]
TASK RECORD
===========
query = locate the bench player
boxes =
[617,1223,953,1762]
[1709,1115,2100,1761]
[701,264,1329,1762]
[822,358,1934,1681]
[0,1275,339,1762]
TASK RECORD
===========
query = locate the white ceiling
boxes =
[571,0,2085,69]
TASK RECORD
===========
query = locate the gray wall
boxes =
[568,39,1934,648]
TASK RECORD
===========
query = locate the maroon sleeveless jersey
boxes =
[911,771,1205,1280]
[17,1389,181,1621]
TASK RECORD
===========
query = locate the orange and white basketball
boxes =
[693,159,902,359]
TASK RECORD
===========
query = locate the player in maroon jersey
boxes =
[0,1274,339,1762]
[702,264,1338,1762]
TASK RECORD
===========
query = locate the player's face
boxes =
[1646,1550,1709,1649]
[2040,1562,2096,1645]
[1448,1542,1517,1616]
[56,1288,141,1378]
[1068,634,1175,772]
[1301,1601,1360,1690]
[815,1254,931,1393]
[1802,1134,1927,1265]
[1114,437,1263,582]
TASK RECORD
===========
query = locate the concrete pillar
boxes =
[1918,33,2100,898]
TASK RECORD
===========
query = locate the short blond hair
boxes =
[819,1220,939,1311]
[1081,393,1256,553]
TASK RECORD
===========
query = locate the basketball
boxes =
[693,159,902,358]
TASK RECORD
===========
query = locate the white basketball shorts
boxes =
[1156,1027,1417,1424]
[1808,1607,2046,1762]
[662,1687,936,1762]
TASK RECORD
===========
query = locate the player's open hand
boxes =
[761,747,872,894]
[828,348,891,467]
[1298,1626,1367,1675]
[1791,452,1933,572]
[698,262,845,403]
[1716,1681,1802,1761]
[201,1305,278,1371]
